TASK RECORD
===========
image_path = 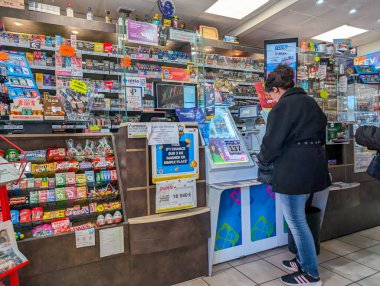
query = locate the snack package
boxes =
[25,149,47,163]
[9,196,28,206]
[34,178,42,189]
[66,172,76,186]
[43,211,56,220]
[84,139,96,159]
[54,161,70,172]
[85,170,95,187]
[10,210,19,224]
[41,177,49,189]
[70,222,94,232]
[110,170,117,181]
[97,137,114,156]
[32,224,53,237]
[27,178,35,189]
[47,189,56,202]
[31,163,54,177]
[76,174,86,186]
[51,218,70,234]
[81,206,90,214]
[79,160,93,170]
[38,190,48,203]
[92,156,115,170]
[105,213,113,224]
[55,210,66,218]
[47,147,67,162]
[113,211,122,223]
[48,178,56,189]
[65,186,77,200]
[19,179,28,190]
[29,191,39,204]
[32,207,44,221]
[89,202,97,213]
[55,188,66,201]
[97,215,105,226]
[76,186,87,199]
[20,209,31,223]
[55,173,66,187]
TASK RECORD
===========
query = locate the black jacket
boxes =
[355,125,380,150]
[258,87,331,195]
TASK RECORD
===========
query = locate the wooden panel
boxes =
[126,189,149,218]
[129,208,210,255]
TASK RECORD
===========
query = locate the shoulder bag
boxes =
[366,152,380,180]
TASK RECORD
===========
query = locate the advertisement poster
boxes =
[122,76,147,88]
[254,82,276,109]
[152,127,199,183]
[125,87,143,111]
[148,122,179,145]
[355,51,380,70]
[156,178,197,213]
[162,66,190,82]
[202,84,216,119]
[326,122,350,145]
[55,50,83,77]
[264,38,298,79]
[209,138,249,164]
[127,19,158,46]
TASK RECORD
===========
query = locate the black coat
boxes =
[258,87,331,195]
[355,125,380,150]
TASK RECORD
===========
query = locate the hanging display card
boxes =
[326,123,350,145]
[147,122,179,145]
[99,226,124,258]
[127,123,148,138]
[156,178,197,213]
[125,87,143,111]
[152,127,199,183]
[209,138,249,164]
[126,19,158,46]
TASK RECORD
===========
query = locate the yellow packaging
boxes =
[25,52,34,63]
[55,210,66,218]
[35,73,44,87]
[31,163,54,177]
[94,42,104,53]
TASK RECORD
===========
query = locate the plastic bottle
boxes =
[105,11,112,23]
[66,2,74,17]
[152,13,161,26]
[86,7,93,20]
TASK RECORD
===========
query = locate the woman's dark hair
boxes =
[265,64,295,92]
[209,143,221,156]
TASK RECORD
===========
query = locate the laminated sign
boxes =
[70,79,87,94]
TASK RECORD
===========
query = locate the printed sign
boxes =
[70,79,88,94]
[162,66,190,82]
[326,123,350,145]
[59,45,75,57]
[254,82,276,109]
[355,51,380,70]
[148,122,180,145]
[122,76,146,88]
[169,28,196,44]
[127,123,148,138]
[152,127,199,183]
[209,138,249,164]
[29,41,41,50]
[127,19,158,46]
[0,52,10,61]
[75,228,95,248]
[125,87,143,110]
[156,178,197,213]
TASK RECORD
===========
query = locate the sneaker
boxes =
[282,258,301,272]
[280,271,322,286]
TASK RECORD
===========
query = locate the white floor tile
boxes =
[235,259,287,284]
[204,268,257,286]
[321,240,361,256]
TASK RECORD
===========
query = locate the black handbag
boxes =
[367,153,380,180]
[257,161,274,185]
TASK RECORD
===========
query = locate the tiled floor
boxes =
[174,226,380,286]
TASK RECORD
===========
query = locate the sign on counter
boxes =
[156,178,197,213]
[127,123,148,138]
[147,122,180,145]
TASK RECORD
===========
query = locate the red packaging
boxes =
[104,43,113,53]
[47,148,67,162]
[20,209,31,223]
[92,156,115,170]
[54,161,69,172]
[32,207,44,221]
[110,170,117,181]
[65,186,77,200]
[38,190,48,203]
[76,186,87,199]
[66,172,76,186]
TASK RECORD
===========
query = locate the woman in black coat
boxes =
[258,65,330,286]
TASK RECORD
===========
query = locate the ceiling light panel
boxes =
[312,25,368,42]
[205,0,269,19]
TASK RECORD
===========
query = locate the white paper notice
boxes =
[99,226,124,258]
[127,123,148,138]
[156,178,197,213]
[75,228,95,248]
[147,123,179,145]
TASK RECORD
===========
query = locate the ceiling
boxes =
[4,0,380,49]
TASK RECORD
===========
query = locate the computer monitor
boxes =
[238,105,259,119]
[155,83,197,109]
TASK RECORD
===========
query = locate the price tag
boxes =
[156,178,197,213]
[0,52,10,61]
[320,90,329,99]
[71,70,83,77]
[70,79,87,94]
[30,41,41,50]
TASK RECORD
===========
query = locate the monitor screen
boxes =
[238,105,259,119]
[155,83,197,109]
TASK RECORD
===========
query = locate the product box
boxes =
[35,73,44,88]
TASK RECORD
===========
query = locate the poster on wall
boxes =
[162,66,190,82]
[264,38,298,80]
[202,83,216,119]
[156,178,197,213]
[355,51,380,70]
[152,127,199,183]
[209,138,249,164]
[126,19,158,46]
[125,87,143,111]
[326,122,350,145]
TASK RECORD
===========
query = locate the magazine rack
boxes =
[0,136,28,286]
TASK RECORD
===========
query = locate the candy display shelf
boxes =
[199,79,256,86]
[198,63,264,73]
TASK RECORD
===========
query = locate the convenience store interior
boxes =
[0,0,380,286]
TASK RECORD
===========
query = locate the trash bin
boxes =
[288,206,321,255]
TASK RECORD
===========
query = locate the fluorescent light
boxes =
[313,25,368,42]
[316,0,324,4]
[72,30,79,34]
[14,22,23,26]
[349,8,357,14]
[205,0,269,19]
[377,19,380,22]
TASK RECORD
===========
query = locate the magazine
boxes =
[0,221,28,275]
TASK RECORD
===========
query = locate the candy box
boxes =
[32,224,53,237]
[29,191,39,204]
[65,186,77,200]
[85,170,95,187]
[27,178,35,189]
[55,210,65,218]
[76,174,86,186]
[47,147,67,162]
[25,149,46,163]
[89,202,97,213]
[47,189,56,202]
[76,186,87,199]
[11,210,19,224]
[34,178,42,189]
[82,206,90,214]
[48,178,55,188]
[19,179,28,190]
[66,172,76,186]
[79,161,92,170]
[38,190,48,203]
[55,188,66,201]
[41,177,49,189]
[55,173,66,187]
[110,170,117,181]
[20,209,31,223]
[51,218,70,231]
[54,161,69,172]
[32,207,44,221]
[31,163,54,177]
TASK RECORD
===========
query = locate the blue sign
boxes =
[158,0,175,18]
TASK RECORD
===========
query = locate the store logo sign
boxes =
[123,76,146,88]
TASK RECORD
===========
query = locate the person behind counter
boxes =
[258,64,331,286]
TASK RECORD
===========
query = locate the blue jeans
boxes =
[278,193,319,278]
